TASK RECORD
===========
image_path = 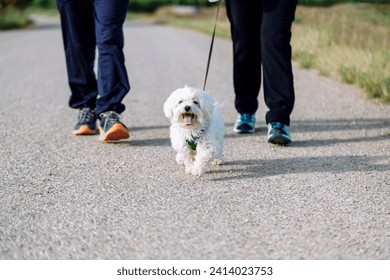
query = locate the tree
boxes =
[0,0,32,11]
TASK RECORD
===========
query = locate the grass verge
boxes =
[292,4,390,103]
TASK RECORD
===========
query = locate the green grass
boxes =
[292,4,390,103]
[360,4,390,26]
[0,8,32,30]
[292,50,317,69]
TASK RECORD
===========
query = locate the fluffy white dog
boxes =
[163,86,224,176]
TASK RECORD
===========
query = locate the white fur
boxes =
[163,86,224,176]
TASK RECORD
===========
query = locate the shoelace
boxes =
[271,122,283,130]
[270,122,289,137]
[79,108,95,123]
[100,111,122,132]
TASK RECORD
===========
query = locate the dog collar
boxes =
[186,123,208,151]
[186,132,202,151]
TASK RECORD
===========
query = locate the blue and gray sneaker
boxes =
[73,107,97,135]
[99,111,129,142]
[267,122,291,145]
[233,113,256,134]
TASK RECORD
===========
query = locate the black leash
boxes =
[203,0,222,91]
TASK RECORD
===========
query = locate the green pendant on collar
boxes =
[186,131,204,151]
[186,138,197,151]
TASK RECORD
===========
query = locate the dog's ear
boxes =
[163,96,174,119]
[199,90,216,120]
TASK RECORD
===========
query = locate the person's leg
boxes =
[261,0,297,126]
[93,0,130,117]
[57,0,98,110]
[93,0,130,141]
[226,0,262,115]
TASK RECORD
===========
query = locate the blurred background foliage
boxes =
[1,0,390,11]
[1,0,389,29]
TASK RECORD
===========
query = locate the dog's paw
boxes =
[176,154,185,165]
[191,166,204,177]
[185,164,193,174]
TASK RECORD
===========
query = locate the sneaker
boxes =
[73,107,97,135]
[99,111,129,142]
[233,113,256,134]
[267,122,291,145]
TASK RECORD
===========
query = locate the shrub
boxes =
[30,0,56,9]
[293,50,316,69]
[0,7,31,29]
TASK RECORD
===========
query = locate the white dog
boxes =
[163,86,224,176]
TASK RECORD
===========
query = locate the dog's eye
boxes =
[178,100,183,104]
[193,101,199,105]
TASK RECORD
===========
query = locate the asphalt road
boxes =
[0,16,389,260]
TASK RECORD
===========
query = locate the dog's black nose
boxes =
[184,106,191,112]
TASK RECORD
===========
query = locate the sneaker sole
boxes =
[268,130,291,145]
[233,127,255,134]
[99,123,129,142]
[73,125,96,135]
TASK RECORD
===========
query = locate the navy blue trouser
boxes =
[57,0,130,116]
[226,0,297,126]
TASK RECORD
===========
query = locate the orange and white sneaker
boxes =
[73,108,97,135]
[99,111,129,142]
